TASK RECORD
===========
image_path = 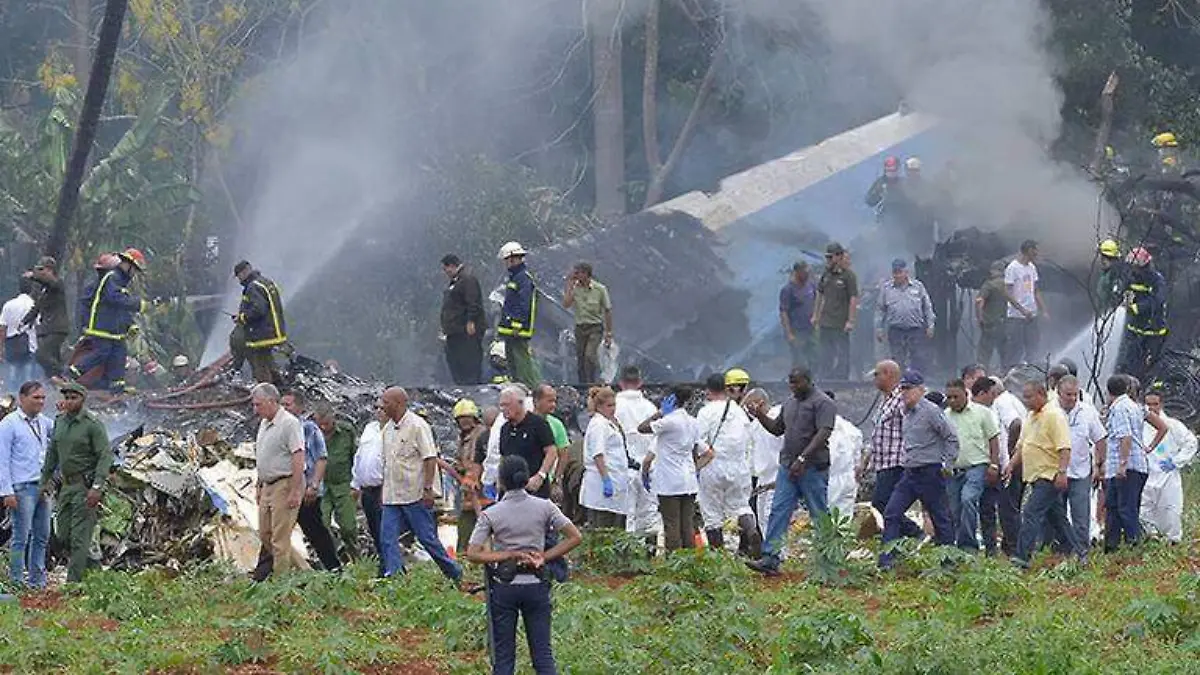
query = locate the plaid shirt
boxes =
[870,389,905,470]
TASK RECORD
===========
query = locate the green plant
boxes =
[774,609,872,667]
[807,508,869,587]
[572,527,655,577]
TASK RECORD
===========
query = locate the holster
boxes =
[486,559,544,585]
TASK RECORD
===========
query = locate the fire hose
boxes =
[144,352,250,410]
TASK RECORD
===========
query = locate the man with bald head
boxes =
[863,360,922,538]
[379,387,461,580]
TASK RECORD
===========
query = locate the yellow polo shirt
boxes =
[1018,404,1071,483]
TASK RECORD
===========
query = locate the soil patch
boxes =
[357,661,446,675]
[19,591,63,611]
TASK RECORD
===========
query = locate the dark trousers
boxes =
[886,326,929,376]
[445,333,483,385]
[57,484,99,583]
[658,494,696,551]
[252,497,343,580]
[587,508,626,530]
[36,332,67,379]
[70,337,127,391]
[489,581,557,675]
[818,326,850,379]
[787,331,816,369]
[360,486,384,569]
[1117,331,1165,383]
[872,467,922,538]
[247,348,277,384]
[1104,471,1148,552]
[980,473,1023,555]
[574,323,604,384]
[880,465,954,566]
[976,324,1005,371]
[1015,479,1083,565]
[1002,317,1040,368]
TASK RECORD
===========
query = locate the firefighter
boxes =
[1151,132,1181,176]
[1096,239,1128,311]
[66,248,146,394]
[231,261,287,384]
[1117,247,1168,382]
[496,242,541,388]
[865,155,901,213]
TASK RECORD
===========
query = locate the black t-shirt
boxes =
[499,413,556,497]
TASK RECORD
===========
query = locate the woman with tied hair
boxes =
[580,386,632,528]
[467,455,582,675]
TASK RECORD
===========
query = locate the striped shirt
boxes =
[1105,395,1148,477]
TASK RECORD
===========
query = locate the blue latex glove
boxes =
[661,394,678,415]
[602,475,615,498]
[483,484,498,500]
[642,472,652,491]
[1160,458,1177,473]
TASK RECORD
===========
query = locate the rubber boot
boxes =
[737,514,762,559]
[705,528,725,551]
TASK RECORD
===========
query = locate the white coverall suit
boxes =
[828,415,863,517]
[615,389,662,537]
[1140,412,1197,543]
[749,406,784,532]
[696,398,754,530]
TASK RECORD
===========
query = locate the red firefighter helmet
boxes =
[119,247,147,271]
[883,155,900,177]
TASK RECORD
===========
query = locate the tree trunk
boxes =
[642,40,722,209]
[642,0,662,180]
[71,0,92,82]
[589,0,626,219]
[1089,71,1119,175]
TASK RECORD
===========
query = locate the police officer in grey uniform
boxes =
[467,455,582,675]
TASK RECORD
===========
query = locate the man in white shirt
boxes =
[351,406,387,568]
[1002,240,1048,368]
[695,374,756,553]
[744,389,782,542]
[638,385,703,552]
[973,376,1026,556]
[1056,376,1107,548]
[0,278,39,394]
[378,387,461,580]
[614,366,661,547]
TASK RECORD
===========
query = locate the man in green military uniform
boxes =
[40,382,113,583]
[314,406,358,558]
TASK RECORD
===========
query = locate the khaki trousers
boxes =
[258,479,301,574]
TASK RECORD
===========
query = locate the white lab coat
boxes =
[1140,412,1197,543]
[615,390,661,536]
[580,414,632,515]
[828,415,863,517]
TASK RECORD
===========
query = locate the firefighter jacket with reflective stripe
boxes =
[497,263,537,339]
[238,272,288,348]
[80,268,140,341]
[1125,267,1168,336]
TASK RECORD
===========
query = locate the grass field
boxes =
[2,473,1198,674]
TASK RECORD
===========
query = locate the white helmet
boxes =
[497,241,527,260]
[905,157,922,171]
[172,355,190,368]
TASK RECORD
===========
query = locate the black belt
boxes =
[486,559,545,585]
[62,473,94,486]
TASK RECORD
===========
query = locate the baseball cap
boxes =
[60,382,87,397]
[891,258,908,271]
[825,242,846,256]
[35,256,57,270]
[899,369,925,389]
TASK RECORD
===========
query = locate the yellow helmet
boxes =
[1152,132,1178,148]
[452,399,480,419]
[1098,239,1120,259]
[724,368,751,387]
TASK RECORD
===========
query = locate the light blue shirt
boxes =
[301,417,328,495]
[0,409,54,495]
[1105,395,1147,477]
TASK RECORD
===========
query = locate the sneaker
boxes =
[745,558,781,577]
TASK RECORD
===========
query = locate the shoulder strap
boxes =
[708,400,733,447]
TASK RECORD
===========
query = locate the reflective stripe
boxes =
[1126,325,1168,336]
[1128,284,1151,292]
[83,271,125,341]
[245,279,287,348]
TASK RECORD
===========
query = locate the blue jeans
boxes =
[5,357,38,394]
[761,466,829,567]
[880,465,954,567]
[1064,476,1092,550]
[887,326,929,374]
[8,482,52,588]
[946,465,986,550]
[380,502,461,580]
[872,467,922,538]
[1104,471,1147,552]
[489,581,556,675]
[1015,479,1083,565]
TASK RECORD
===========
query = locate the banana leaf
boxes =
[80,85,173,201]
